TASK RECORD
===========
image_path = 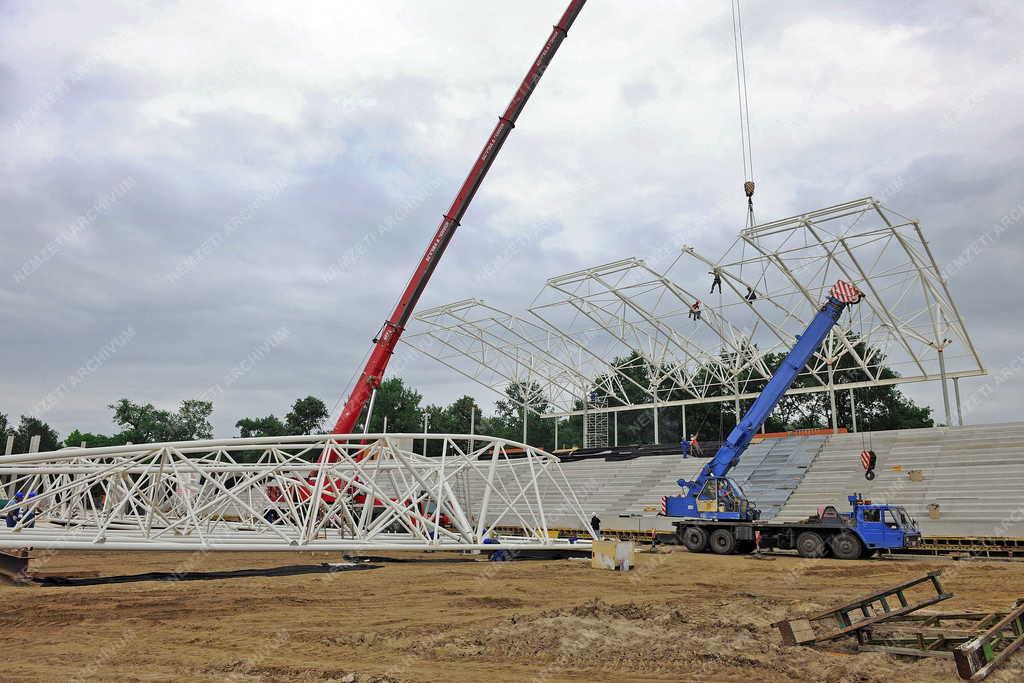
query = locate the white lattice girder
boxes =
[0,434,595,551]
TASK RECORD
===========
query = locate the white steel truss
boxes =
[404,197,984,423]
[404,299,650,415]
[0,434,595,552]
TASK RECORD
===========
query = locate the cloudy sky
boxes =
[2,1,1022,440]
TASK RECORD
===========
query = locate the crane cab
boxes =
[663,476,758,521]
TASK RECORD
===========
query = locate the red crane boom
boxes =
[332,0,586,434]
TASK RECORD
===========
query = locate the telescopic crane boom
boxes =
[331,1,587,434]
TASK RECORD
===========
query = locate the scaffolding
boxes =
[584,393,609,448]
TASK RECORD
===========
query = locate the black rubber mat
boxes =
[35,562,380,586]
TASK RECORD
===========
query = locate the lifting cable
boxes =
[731,0,756,229]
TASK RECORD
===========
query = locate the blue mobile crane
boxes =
[662,280,921,559]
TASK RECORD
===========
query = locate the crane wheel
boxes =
[796,531,827,558]
[709,528,738,555]
[681,526,709,553]
[830,532,863,560]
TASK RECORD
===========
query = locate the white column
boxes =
[522,400,528,445]
[422,414,429,455]
[653,406,659,444]
[828,364,838,434]
[681,405,687,444]
[613,412,619,447]
[849,388,857,433]
[953,377,964,426]
[937,346,952,427]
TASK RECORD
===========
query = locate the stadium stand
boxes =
[471,423,1024,542]
[775,423,1024,538]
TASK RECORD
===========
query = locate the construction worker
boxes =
[690,433,703,457]
[745,286,757,301]
[709,270,722,294]
[5,492,24,528]
[680,437,690,459]
[590,513,601,538]
[22,492,38,528]
[688,300,702,321]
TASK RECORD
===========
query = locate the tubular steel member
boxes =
[332,1,587,435]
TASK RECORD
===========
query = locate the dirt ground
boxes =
[1,547,1023,682]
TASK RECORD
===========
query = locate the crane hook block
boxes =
[744,181,755,197]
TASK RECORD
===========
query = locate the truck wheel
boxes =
[681,526,709,553]
[831,532,863,560]
[709,528,737,555]
[796,531,827,558]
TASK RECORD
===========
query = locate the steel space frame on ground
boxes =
[0,434,596,552]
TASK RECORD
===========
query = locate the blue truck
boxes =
[662,280,921,559]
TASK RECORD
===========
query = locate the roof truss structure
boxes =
[404,198,985,420]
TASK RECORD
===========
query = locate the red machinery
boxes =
[331,0,587,435]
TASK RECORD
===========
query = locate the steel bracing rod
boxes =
[737,231,875,379]
[412,302,603,406]
[467,302,627,399]
[537,269,728,396]
[333,0,586,434]
[908,219,984,371]
[586,259,749,380]
[834,234,928,376]
[410,302,605,408]
[403,333,559,416]
[525,298,662,398]
[797,216,917,378]
[681,245,832,386]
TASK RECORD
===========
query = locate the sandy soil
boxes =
[1,548,1022,682]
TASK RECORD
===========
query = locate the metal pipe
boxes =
[937,346,952,427]
[849,388,857,432]
[953,376,963,426]
[362,389,377,434]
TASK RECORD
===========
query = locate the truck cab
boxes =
[847,496,920,551]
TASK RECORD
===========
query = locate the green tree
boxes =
[285,396,329,435]
[11,415,60,453]
[0,413,13,451]
[235,415,289,438]
[109,398,214,442]
[357,377,423,434]
[491,381,556,450]
[63,429,129,448]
